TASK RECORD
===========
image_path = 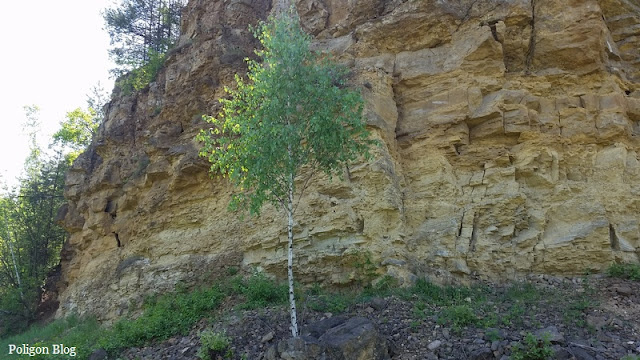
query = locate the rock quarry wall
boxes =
[57,0,640,320]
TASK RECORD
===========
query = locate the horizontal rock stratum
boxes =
[56,0,640,320]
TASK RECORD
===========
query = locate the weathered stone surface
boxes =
[264,316,391,360]
[56,0,640,320]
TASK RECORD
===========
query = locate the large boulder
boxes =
[264,316,391,360]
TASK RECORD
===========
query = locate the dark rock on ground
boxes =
[265,317,391,360]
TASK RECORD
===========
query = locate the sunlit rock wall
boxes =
[56,0,640,320]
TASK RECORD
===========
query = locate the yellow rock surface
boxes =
[56,0,640,320]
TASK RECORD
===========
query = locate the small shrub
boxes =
[362,275,399,298]
[506,282,543,302]
[621,355,640,360]
[412,301,433,319]
[117,50,166,95]
[411,279,485,308]
[98,285,224,354]
[234,272,288,309]
[306,292,353,314]
[511,333,554,360]
[437,304,479,332]
[607,263,640,281]
[485,328,503,342]
[346,250,379,285]
[197,330,232,360]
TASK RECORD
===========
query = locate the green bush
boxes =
[98,285,224,355]
[436,304,479,332]
[117,49,166,95]
[411,279,478,306]
[607,263,640,281]
[231,272,288,309]
[197,330,232,360]
[511,333,554,360]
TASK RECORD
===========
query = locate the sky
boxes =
[0,0,116,190]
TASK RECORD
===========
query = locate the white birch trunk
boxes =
[287,172,299,337]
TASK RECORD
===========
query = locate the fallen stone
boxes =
[568,345,596,360]
[535,326,565,344]
[269,317,391,360]
[262,331,275,343]
[614,285,633,296]
[469,347,493,360]
[369,297,387,311]
[427,340,442,351]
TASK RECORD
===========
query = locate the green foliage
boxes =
[104,0,185,77]
[0,315,101,359]
[607,262,640,281]
[98,285,224,354]
[231,272,288,309]
[506,282,543,302]
[346,250,380,287]
[436,304,480,332]
[53,84,108,163]
[304,290,354,314]
[116,49,167,94]
[198,8,374,337]
[485,328,503,342]
[364,275,399,297]
[511,333,554,360]
[53,108,98,163]
[197,9,374,216]
[0,106,70,336]
[410,279,478,306]
[197,330,232,360]
[1,284,224,359]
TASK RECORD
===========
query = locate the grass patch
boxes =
[0,315,101,359]
[410,279,486,307]
[607,263,640,281]
[304,291,354,314]
[511,332,554,360]
[228,272,288,309]
[436,304,480,333]
[197,329,232,360]
[0,284,225,359]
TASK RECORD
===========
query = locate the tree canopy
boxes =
[197,8,374,337]
[0,108,69,337]
[104,0,186,77]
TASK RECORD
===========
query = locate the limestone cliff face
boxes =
[57,0,640,320]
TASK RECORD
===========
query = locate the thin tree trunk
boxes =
[287,170,299,337]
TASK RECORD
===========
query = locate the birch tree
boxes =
[197,8,373,337]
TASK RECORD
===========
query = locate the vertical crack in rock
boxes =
[469,212,479,252]
[457,210,466,237]
[609,224,620,250]
[488,22,499,43]
[525,0,537,73]
[113,232,121,248]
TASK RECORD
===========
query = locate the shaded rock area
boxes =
[119,276,640,360]
[263,316,392,360]
[56,0,640,321]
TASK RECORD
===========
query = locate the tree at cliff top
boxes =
[197,7,374,337]
[103,0,186,92]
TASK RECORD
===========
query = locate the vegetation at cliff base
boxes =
[0,86,108,337]
[197,7,374,337]
[0,107,69,337]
